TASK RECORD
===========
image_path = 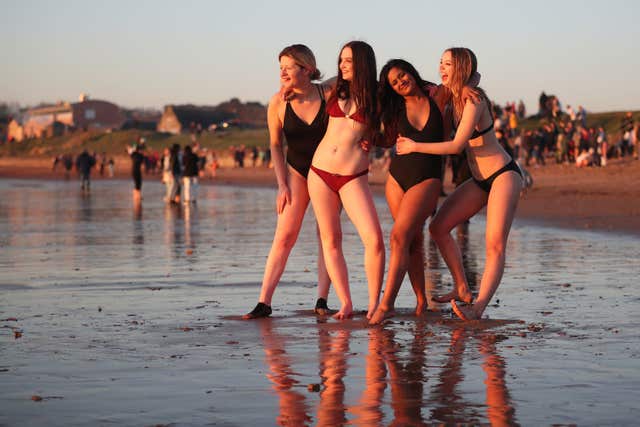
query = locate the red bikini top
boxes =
[326,97,366,124]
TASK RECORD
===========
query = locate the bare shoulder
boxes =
[268,92,284,109]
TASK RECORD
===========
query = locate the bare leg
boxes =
[452,172,521,320]
[245,171,309,316]
[429,179,487,305]
[369,177,440,324]
[308,170,353,320]
[339,176,385,319]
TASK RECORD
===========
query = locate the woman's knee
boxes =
[485,238,506,259]
[363,230,385,255]
[389,226,411,251]
[428,217,451,241]
[273,230,299,252]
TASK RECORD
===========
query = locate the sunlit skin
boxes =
[396,49,522,320]
[308,44,385,320]
[368,65,442,325]
[243,52,331,318]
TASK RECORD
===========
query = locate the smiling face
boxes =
[279,55,308,90]
[339,47,354,81]
[387,66,418,97]
[439,50,453,87]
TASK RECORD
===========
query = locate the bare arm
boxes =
[396,99,483,155]
[267,93,291,213]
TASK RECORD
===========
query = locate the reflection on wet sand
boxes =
[430,326,517,425]
[258,319,312,426]
[258,318,516,425]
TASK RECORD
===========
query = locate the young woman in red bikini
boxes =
[307,40,384,320]
[396,47,522,321]
[243,44,333,319]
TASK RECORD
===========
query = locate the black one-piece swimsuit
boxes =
[389,95,444,192]
[282,85,329,178]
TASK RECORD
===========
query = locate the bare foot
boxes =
[368,306,394,325]
[432,289,473,304]
[332,304,353,320]
[415,299,427,316]
[451,300,480,321]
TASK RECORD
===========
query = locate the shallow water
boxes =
[1,178,639,426]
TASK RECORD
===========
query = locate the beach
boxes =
[1,175,639,425]
[2,155,640,235]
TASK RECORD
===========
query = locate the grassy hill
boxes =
[0,128,270,158]
[1,109,638,159]
[519,110,640,138]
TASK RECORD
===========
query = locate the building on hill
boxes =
[19,96,125,139]
[157,100,267,135]
[122,109,162,131]
[157,105,233,134]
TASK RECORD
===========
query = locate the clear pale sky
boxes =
[2,0,639,114]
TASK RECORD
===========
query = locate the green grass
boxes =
[0,128,270,157]
[519,110,640,137]
[3,109,638,158]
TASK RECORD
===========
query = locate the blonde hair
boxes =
[278,44,322,81]
[446,47,487,120]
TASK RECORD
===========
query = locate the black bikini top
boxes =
[453,120,494,139]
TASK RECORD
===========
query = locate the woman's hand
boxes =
[461,85,481,105]
[279,85,294,101]
[276,184,291,214]
[360,138,371,152]
[395,136,417,155]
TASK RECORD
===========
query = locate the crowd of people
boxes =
[490,96,639,169]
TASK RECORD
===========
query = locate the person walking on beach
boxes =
[128,143,145,202]
[243,44,333,319]
[396,47,522,321]
[182,145,199,204]
[307,41,384,320]
[75,149,96,193]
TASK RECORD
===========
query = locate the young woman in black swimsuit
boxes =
[396,47,522,321]
[368,59,444,324]
[244,44,333,319]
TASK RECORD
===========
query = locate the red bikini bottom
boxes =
[310,165,369,193]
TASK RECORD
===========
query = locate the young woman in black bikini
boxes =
[396,47,522,321]
[243,44,333,319]
[368,59,444,324]
[307,40,385,320]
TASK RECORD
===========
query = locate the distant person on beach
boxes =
[62,153,73,179]
[369,59,480,325]
[307,40,384,320]
[75,149,96,193]
[395,47,522,321]
[243,44,333,319]
[128,143,145,202]
[161,147,174,202]
[181,144,199,204]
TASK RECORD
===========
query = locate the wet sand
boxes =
[1,172,639,425]
[2,155,640,235]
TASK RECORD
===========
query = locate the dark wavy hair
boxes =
[331,40,379,137]
[378,59,435,146]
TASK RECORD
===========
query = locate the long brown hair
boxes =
[446,47,488,121]
[332,41,379,136]
[278,44,322,81]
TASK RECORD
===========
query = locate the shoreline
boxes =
[1,156,639,236]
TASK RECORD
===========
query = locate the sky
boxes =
[2,0,639,114]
